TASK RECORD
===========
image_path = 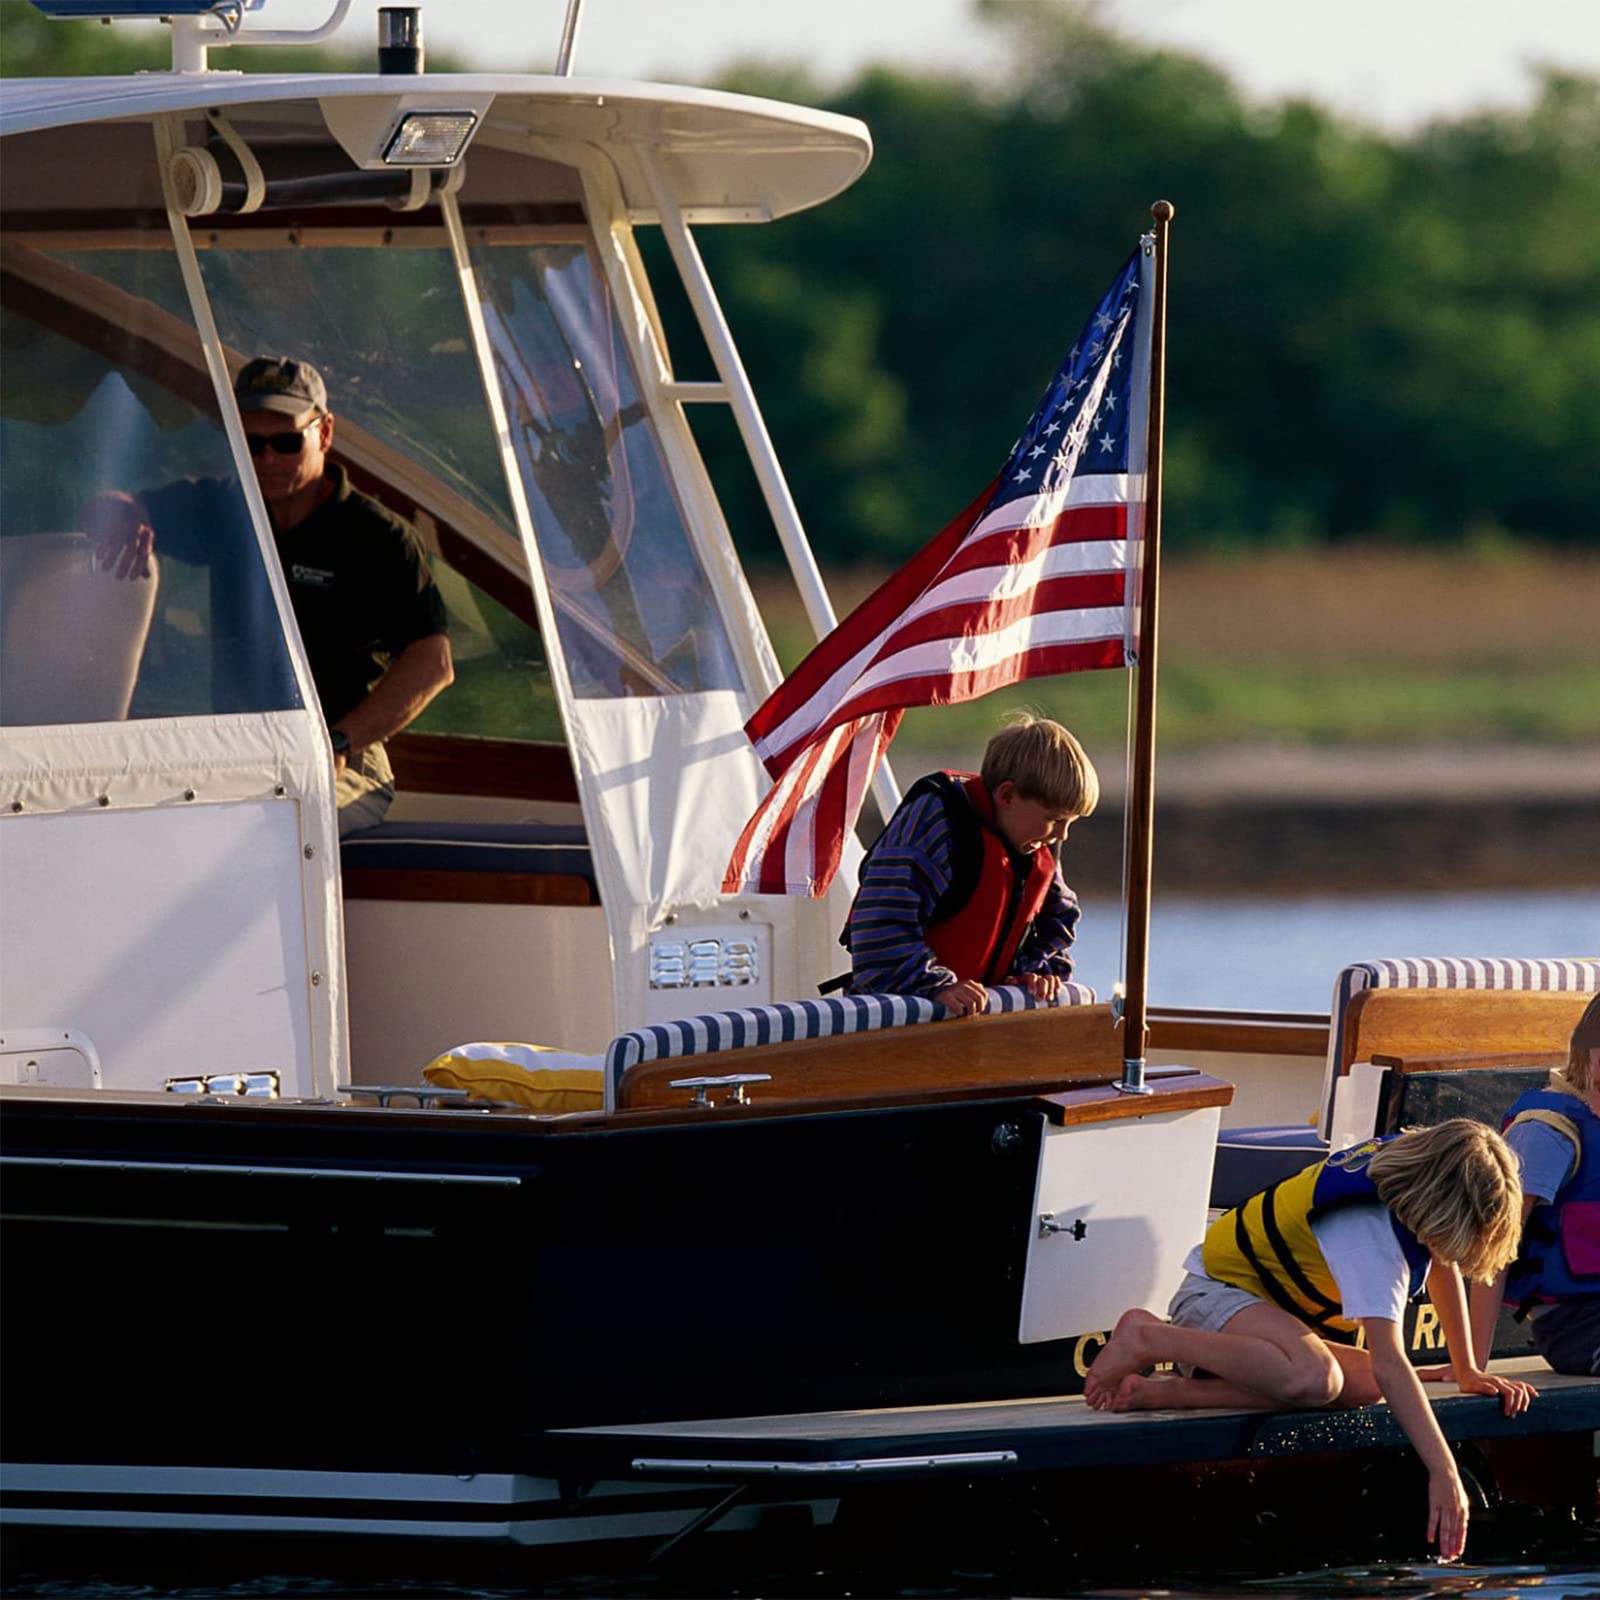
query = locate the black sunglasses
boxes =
[246,427,313,457]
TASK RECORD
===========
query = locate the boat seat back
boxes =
[0,532,158,725]
[1317,957,1599,1140]
[1213,956,1598,1209]
[607,982,1099,1112]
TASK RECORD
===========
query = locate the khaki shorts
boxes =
[335,742,395,836]
[1167,1271,1267,1373]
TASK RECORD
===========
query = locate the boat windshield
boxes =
[193,210,744,704]
[1,114,746,738]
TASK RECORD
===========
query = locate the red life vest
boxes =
[922,772,1059,985]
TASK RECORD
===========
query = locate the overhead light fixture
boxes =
[383,110,478,167]
[322,91,492,171]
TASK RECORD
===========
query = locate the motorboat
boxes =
[2,0,1595,1557]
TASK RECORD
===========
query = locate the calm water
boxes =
[7,1526,1599,1599]
[1071,887,1599,1014]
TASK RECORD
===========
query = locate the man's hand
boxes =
[1012,971,1063,1002]
[932,980,988,1018]
[81,491,154,581]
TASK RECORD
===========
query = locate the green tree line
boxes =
[6,0,1595,565]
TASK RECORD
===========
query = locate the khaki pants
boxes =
[335,742,395,836]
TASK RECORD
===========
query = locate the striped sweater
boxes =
[846,786,1081,999]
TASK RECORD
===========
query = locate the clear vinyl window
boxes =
[471,239,743,699]
[0,242,301,725]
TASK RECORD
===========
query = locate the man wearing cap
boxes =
[82,355,453,833]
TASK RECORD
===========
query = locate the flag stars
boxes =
[1042,420,1061,437]
[1028,444,1047,459]
[1094,310,1114,332]
[1014,466,1034,482]
[1098,433,1117,453]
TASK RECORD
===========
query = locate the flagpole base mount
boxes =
[1115,1057,1154,1096]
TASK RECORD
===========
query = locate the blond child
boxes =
[843,716,1098,1016]
[1083,1120,1536,1562]
[1459,993,1600,1376]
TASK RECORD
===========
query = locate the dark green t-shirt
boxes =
[144,466,447,724]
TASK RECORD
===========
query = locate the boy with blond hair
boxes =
[1084,1119,1536,1562]
[843,715,1098,1015]
[1461,993,1600,1375]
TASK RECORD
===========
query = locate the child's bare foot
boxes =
[1082,1308,1164,1408]
[1105,1372,1180,1411]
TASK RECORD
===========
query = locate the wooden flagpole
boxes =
[1117,199,1174,1095]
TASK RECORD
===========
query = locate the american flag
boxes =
[724,244,1152,897]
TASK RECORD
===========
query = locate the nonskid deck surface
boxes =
[543,1360,1599,1480]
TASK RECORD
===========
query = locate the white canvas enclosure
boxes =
[0,74,874,1093]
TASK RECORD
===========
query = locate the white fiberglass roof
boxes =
[0,72,873,222]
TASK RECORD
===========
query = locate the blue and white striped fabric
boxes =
[1320,956,1600,1135]
[605,981,1097,1109]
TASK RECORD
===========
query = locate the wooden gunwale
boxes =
[1149,1007,1328,1057]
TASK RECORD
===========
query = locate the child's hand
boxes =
[1456,1370,1538,1416]
[932,980,988,1018]
[1427,1464,1469,1562]
[1012,971,1062,1002]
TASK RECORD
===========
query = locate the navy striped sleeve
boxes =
[1010,867,1080,980]
[846,790,960,999]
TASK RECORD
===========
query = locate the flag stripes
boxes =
[725,244,1151,898]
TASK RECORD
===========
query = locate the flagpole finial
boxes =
[1151,199,1175,222]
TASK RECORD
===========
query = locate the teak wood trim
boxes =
[1035,1073,1234,1128]
[340,866,597,907]
[1341,989,1591,1075]
[386,733,580,804]
[619,1004,1135,1111]
[1367,1050,1565,1076]
[1149,1010,1329,1058]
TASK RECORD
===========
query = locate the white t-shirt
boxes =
[1309,1201,1414,1324]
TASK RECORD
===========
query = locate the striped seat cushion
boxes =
[1320,956,1600,1134]
[604,982,1097,1109]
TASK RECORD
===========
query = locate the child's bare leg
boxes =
[1085,1304,1343,1412]
[1324,1341,1381,1407]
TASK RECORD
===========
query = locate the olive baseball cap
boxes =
[233,355,328,419]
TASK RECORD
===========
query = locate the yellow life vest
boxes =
[1200,1138,1430,1341]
